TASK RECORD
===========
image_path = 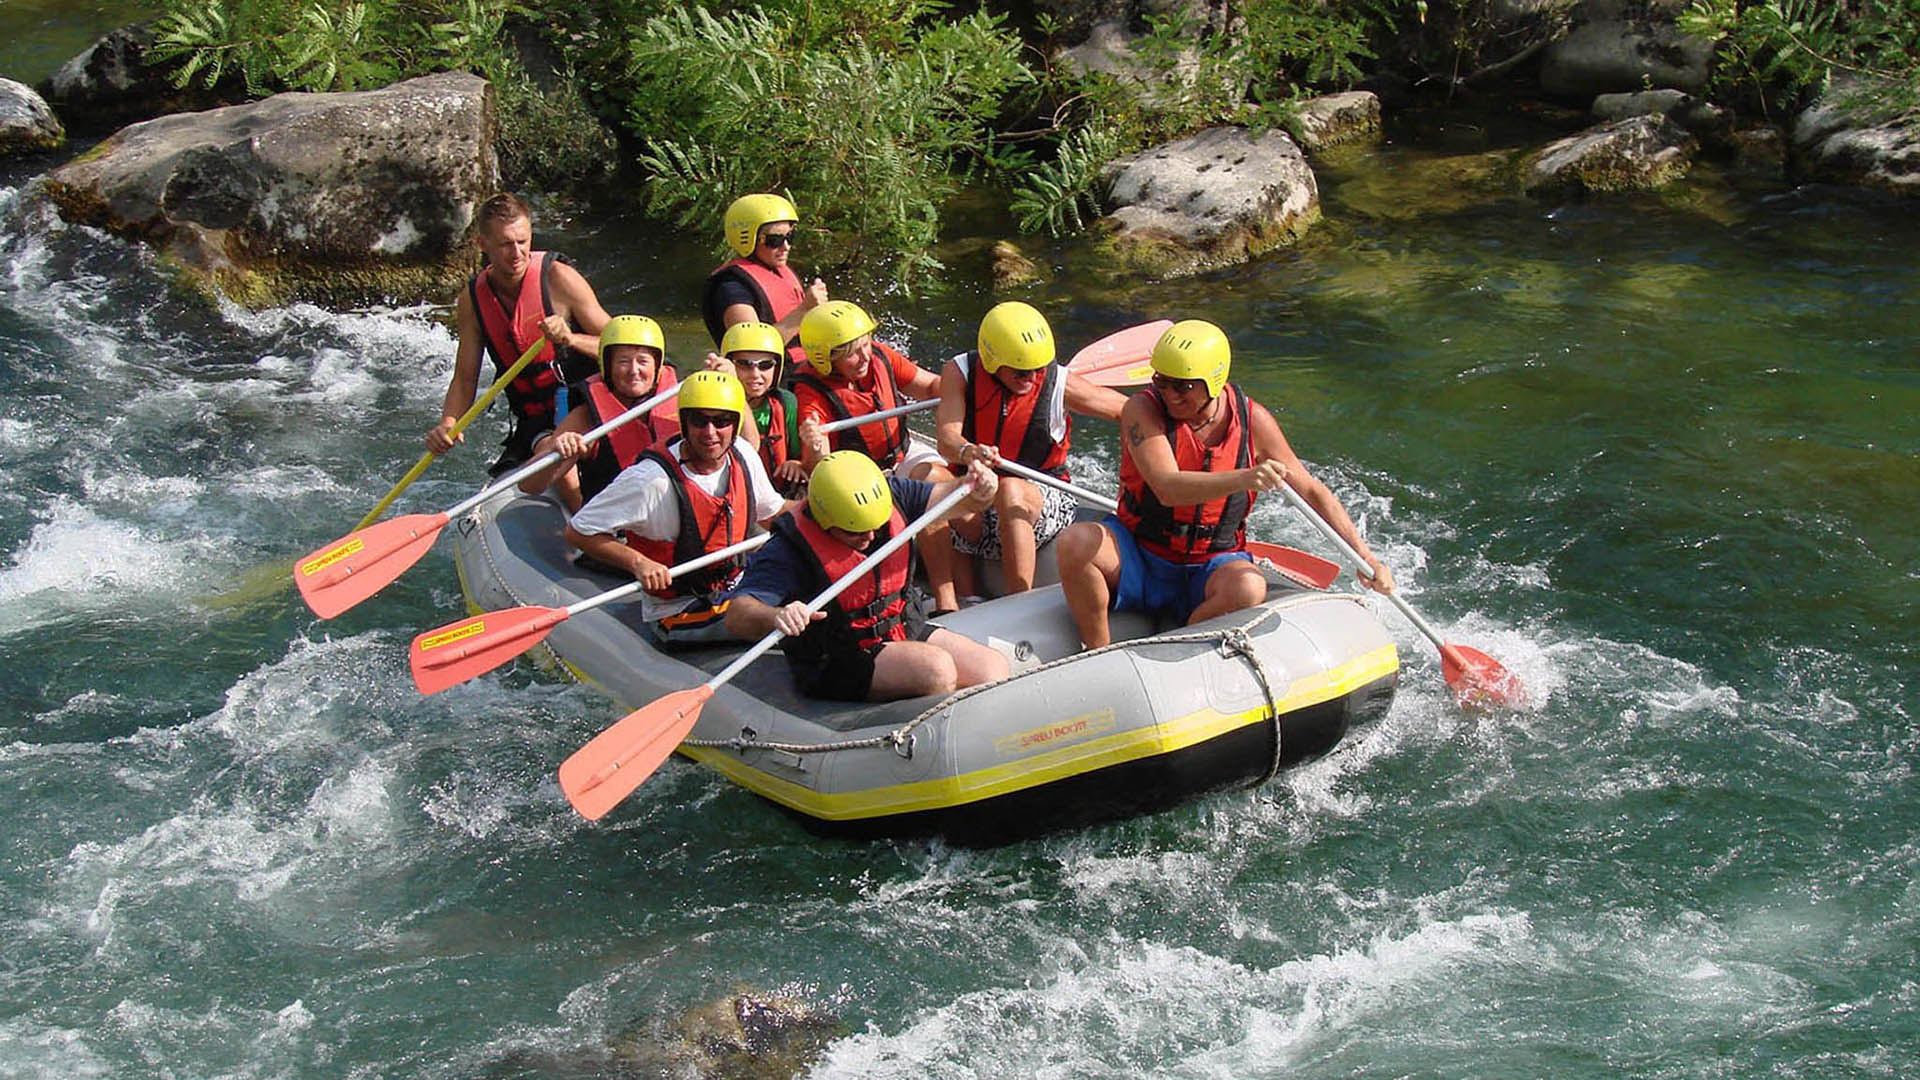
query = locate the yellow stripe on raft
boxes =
[680,642,1400,821]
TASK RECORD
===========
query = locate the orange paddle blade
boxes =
[1440,644,1527,710]
[1247,541,1342,590]
[292,511,450,619]
[1071,321,1172,387]
[410,605,568,694]
[558,684,716,821]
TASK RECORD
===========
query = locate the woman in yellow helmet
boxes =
[725,451,1008,701]
[518,314,681,512]
[700,193,828,366]
[935,301,1129,595]
[707,320,808,498]
[1056,320,1395,649]
[565,371,795,646]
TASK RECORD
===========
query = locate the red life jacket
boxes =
[575,369,681,504]
[1117,383,1255,564]
[791,342,911,468]
[772,504,914,651]
[702,257,808,368]
[959,351,1070,478]
[469,251,593,424]
[622,441,754,600]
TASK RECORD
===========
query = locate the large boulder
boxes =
[39,24,238,133]
[1592,88,1729,139]
[1538,15,1712,99]
[1522,114,1694,193]
[42,72,497,307]
[0,77,64,155]
[1794,80,1920,197]
[1096,126,1318,278]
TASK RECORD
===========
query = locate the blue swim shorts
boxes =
[1102,515,1253,624]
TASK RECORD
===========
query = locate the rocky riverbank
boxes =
[3,1,1912,306]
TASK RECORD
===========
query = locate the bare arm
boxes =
[518,408,593,494]
[1064,372,1128,424]
[426,289,487,453]
[542,262,611,358]
[934,358,969,464]
[563,523,672,592]
[1124,394,1281,507]
[1248,404,1394,592]
[724,591,822,639]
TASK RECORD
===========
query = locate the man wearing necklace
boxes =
[1056,320,1395,650]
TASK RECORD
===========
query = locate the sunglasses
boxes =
[1151,374,1209,396]
[681,409,739,429]
[732,356,780,371]
[761,231,795,248]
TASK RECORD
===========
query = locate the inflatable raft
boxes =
[450,490,1400,843]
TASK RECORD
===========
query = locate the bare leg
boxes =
[927,627,1009,687]
[867,640,959,701]
[994,477,1043,593]
[1188,559,1267,624]
[1057,522,1121,649]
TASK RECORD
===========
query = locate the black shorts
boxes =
[787,619,937,702]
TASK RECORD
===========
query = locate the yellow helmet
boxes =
[799,300,878,376]
[719,320,786,361]
[977,301,1055,375]
[674,370,750,430]
[599,314,665,380]
[808,450,892,533]
[723,193,799,257]
[1151,319,1231,398]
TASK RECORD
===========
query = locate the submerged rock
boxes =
[1096,126,1318,278]
[41,72,496,308]
[0,78,64,155]
[991,240,1046,290]
[1794,81,1920,197]
[1292,91,1382,154]
[1522,114,1694,194]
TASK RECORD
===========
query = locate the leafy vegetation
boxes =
[1681,0,1920,121]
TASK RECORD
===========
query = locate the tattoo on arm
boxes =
[1126,422,1146,448]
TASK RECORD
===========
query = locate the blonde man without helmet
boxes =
[726,451,1008,702]
[566,370,795,646]
[1056,320,1395,650]
[427,193,612,475]
[936,301,1129,595]
[701,193,828,358]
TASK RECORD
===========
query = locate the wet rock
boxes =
[39,24,238,133]
[1538,15,1712,99]
[1592,89,1728,138]
[42,72,496,308]
[1096,126,1317,278]
[611,991,843,1079]
[0,78,64,155]
[1522,114,1694,194]
[1292,92,1381,154]
[992,240,1046,290]
[1793,79,1920,197]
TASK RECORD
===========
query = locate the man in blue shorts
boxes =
[1056,320,1394,649]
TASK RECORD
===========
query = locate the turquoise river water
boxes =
[2,30,1917,1080]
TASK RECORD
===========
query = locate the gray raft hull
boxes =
[451,491,1400,844]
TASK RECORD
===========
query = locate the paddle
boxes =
[558,481,976,821]
[292,384,684,619]
[409,534,772,694]
[357,337,548,531]
[817,398,936,433]
[982,454,1342,590]
[1069,319,1172,388]
[1276,482,1525,708]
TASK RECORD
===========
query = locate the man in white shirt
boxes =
[565,370,792,646]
